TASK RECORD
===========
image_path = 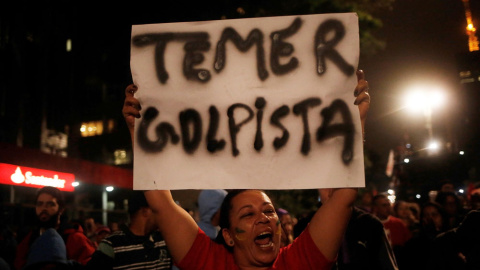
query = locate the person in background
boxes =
[86,191,172,269]
[468,182,480,210]
[294,190,399,269]
[429,209,480,270]
[197,189,228,240]
[371,194,411,267]
[401,201,448,270]
[94,225,111,248]
[357,190,374,213]
[420,202,448,239]
[319,189,399,270]
[14,186,96,270]
[372,194,411,247]
[439,180,456,193]
[60,218,97,265]
[108,222,120,233]
[276,208,295,247]
[83,217,98,244]
[122,70,370,269]
[393,200,420,237]
[435,191,466,230]
[408,202,421,224]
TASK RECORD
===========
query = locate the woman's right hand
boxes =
[123,84,141,141]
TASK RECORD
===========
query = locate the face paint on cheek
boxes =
[235,227,247,241]
[276,220,282,235]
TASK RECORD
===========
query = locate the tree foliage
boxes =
[215,0,394,57]
[265,189,320,218]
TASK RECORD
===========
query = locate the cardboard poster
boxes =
[130,13,364,190]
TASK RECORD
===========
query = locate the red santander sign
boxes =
[0,163,75,192]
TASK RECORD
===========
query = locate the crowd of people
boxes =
[1,70,479,269]
[1,181,479,270]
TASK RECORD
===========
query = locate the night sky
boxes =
[119,0,480,163]
[360,0,480,162]
[6,0,479,166]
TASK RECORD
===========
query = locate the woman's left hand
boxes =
[354,70,370,135]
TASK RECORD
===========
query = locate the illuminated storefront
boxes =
[0,142,134,228]
[0,163,75,192]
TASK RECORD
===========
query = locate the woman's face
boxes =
[422,205,443,230]
[222,190,282,267]
[396,202,411,219]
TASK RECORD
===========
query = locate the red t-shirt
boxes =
[382,215,412,247]
[177,227,334,269]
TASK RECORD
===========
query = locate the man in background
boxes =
[86,191,172,269]
[197,189,227,240]
[14,186,96,269]
[372,193,411,267]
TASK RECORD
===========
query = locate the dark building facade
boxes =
[455,50,480,170]
[0,5,141,232]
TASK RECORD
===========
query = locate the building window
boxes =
[114,149,131,165]
[461,78,475,84]
[80,120,116,137]
[80,121,103,137]
[459,70,471,78]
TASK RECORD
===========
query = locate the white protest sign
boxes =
[130,12,364,190]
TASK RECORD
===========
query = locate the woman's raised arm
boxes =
[123,84,199,263]
[308,70,370,260]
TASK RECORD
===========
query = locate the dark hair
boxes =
[36,186,65,210]
[372,193,388,205]
[435,191,461,210]
[127,191,149,216]
[439,179,454,189]
[214,189,255,250]
[420,201,444,218]
[420,201,448,231]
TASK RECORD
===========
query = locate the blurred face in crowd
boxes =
[36,193,62,229]
[361,192,373,207]
[222,190,282,268]
[373,197,392,220]
[443,194,458,216]
[280,214,294,237]
[110,222,120,232]
[440,183,455,193]
[422,205,443,231]
[395,201,413,220]
[279,214,294,247]
[144,207,158,233]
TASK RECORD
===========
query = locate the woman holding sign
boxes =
[123,70,370,269]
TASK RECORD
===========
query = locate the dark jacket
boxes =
[14,224,95,270]
[333,207,398,270]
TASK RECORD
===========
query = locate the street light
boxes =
[427,141,439,150]
[405,85,446,151]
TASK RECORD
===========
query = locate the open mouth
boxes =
[254,232,273,248]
